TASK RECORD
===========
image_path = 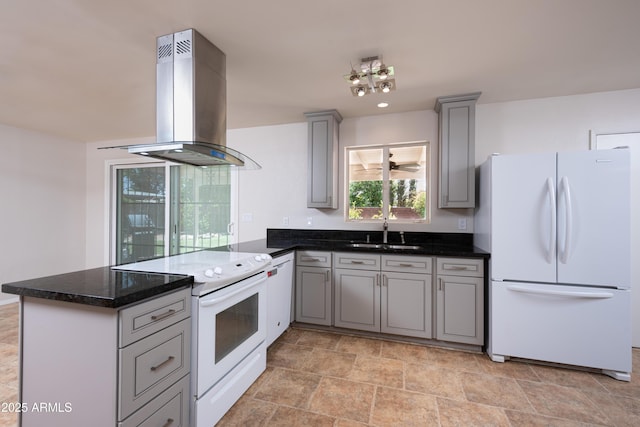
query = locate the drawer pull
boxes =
[150,356,175,372]
[398,263,414,267]
[350,260,365,264]
[446,265,470,270]
[162,419,174,427]
[303,257,321,262]
[151,309,176,322]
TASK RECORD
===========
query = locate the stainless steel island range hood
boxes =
[106,29,260,169]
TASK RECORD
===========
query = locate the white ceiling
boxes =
[2,0,640,143]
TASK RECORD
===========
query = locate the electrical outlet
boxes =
[306,216,313,226]
[458,218,467,230]
[241,213,253,222]
[282,216,289,226]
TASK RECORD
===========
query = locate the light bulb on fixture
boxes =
[377,102,389,108]
[349,70,360,85]
[378,66,389,80]
[381,82,392,93]
[356,86,366,97]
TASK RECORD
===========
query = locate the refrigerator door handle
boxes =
[559,176,573,264]
[507,284,613,299]
[546,177,556,263]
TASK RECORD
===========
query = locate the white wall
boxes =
[229,110,473,243]
[0,124,86,303]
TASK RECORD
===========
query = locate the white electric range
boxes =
[114,250,272,426]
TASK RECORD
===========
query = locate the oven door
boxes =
[195,271,267,397]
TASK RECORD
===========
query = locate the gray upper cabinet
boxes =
[304,110,342,209]
[435,92,481,208]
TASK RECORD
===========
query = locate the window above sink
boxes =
[346,141,430,224]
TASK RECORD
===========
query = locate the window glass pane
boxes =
[171,165,232,254]
[115,167,166,264]
[348,148,383,220]
[346,142,429,223]
[389,145,427,221]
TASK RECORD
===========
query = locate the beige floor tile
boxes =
[296,330,342,350]
[405,363,466,400]
[301,348,356,377]
[347,355,404,388]
[254,368,321,408]
[336,335,382,357]
[461,371,534,412]
[531,364,610,392]
[266,341,313,370]
[267,406,335,427]
[277,327,304,344]
[334,419,369,427]
[217,395,276,426]
[582,389,640,426]
[371,386,439,427]
[474,353,541,381]
[437,397,511,427]
[424,346,483,372]
[309,377,375,423]
[380,340,431,364]
[518,379,610,424]
[504,409,594,427]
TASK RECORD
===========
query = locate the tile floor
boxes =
[1,301,639,426]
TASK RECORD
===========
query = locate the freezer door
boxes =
[557,149,630,288]
[491,152,557,283]
[491,281,631,373]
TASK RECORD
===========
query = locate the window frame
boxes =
[344,140,430,224]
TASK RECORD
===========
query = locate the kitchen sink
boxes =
[385,244,422,250]
[348,243,385,249]
[346,243,422,251]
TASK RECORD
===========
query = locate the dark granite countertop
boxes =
[210,229,490,259]
[1,267,193,308]
[2,229,487,309]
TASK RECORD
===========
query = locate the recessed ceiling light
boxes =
[377,102,389,108]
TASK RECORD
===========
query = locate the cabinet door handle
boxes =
[438,278,443,290]
[325,270,330,282]
[162,419,174,427]
[150,356,175,372]
[382,274,388,287]
[151,309,176,322]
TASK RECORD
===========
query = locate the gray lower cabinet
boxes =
[295,251,332,325]
[20,287,191,427]
[333,253,432,339]
[435,257,484,345]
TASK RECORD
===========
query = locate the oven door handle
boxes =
[200,275,267,307]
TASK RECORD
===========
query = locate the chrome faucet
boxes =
[383,218,388,244]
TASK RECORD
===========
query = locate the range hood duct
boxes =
[106,29,260,169]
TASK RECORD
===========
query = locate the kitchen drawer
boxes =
[436,257,484,277]
[119,374,190,427]
[296,251,332,268]
[334,252,381,271]
[119,318,191,420]
[120,287,191,347]
[382,255,432,274]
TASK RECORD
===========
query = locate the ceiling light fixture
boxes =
[344,55,396,97]
[377,102,389,108]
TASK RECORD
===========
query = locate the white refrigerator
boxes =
[475,148,632,381]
